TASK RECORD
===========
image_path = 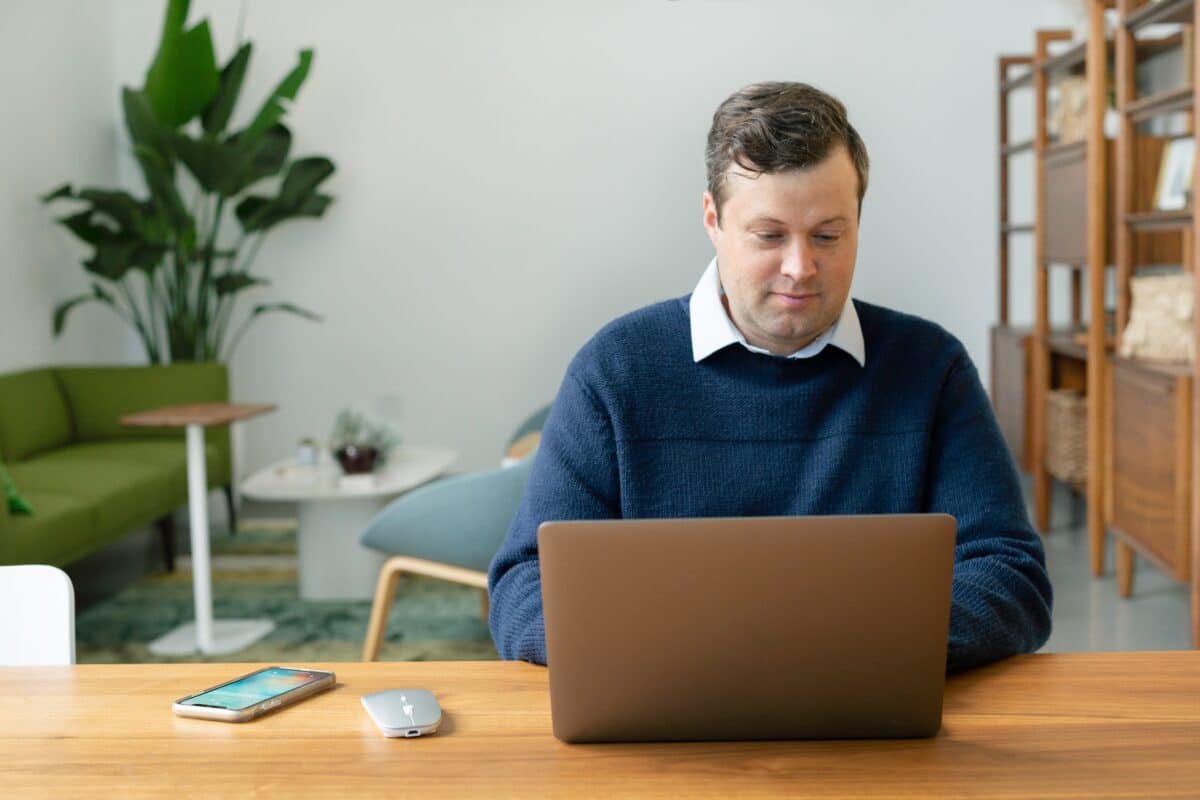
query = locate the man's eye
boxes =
[814,234,840,244]
[754,232,783,241]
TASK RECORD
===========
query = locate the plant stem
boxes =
[197,194,225,359]
[117,278,159,363]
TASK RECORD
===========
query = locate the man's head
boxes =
[702,82,869,356]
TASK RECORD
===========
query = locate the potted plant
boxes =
[42,0,336,363]
[330,410,401,474]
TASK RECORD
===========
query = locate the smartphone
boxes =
[172,666,335,722]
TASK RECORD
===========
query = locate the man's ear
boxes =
[702,191,721,247]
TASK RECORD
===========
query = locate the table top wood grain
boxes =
[120,402,277,428]
[1,653,1197,798]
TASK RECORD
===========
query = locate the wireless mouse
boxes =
[361,688,443,738]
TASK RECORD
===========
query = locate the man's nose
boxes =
[779,241,818,282]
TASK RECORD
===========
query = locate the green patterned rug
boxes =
[75,523,499,663]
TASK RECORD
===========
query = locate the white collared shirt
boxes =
[689,257,866,366]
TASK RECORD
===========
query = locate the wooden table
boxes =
[1,652,1197,798]
[121,403,276,656]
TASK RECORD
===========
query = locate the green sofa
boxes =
[0,363,234,569]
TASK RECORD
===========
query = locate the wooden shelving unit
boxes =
[993,53,1037,473]
[1029,19,1108,550]
[1110,0,1200,647]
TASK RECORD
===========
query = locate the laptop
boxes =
[537,514,956,743]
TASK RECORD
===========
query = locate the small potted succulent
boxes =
[329,409,400,474]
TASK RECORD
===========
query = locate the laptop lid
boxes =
[538,514,956,743]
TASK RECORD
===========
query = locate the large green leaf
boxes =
[123,88,175,163]
[235,157,335,232]
[173,123,291,197]
[133,144,192,235]
[242,49,313,142]
[250,301,321,322]
[202,42,252,135]
[214,273,269,295]
[278,157,335,204]
[143,0,220,127]
[41,184,73,203]
[58,210,117,245]
[76,189,144,231]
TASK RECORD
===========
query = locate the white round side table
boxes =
[240,445,458,601]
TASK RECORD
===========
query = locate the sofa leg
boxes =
[363,558,405,662]
[223,484,237,535]
[155,514,176,572]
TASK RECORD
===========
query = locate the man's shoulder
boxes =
[853,299,967,365]
[569,296,690,375]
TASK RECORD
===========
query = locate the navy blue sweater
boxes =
[488,298,1052,673]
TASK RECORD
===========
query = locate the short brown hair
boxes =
[705,81,869,223]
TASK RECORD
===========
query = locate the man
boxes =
[488,81,1052,673]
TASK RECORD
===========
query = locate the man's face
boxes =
[702,146,859,356]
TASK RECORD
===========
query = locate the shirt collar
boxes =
[689,257,865,366]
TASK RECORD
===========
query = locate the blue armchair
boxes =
[359,406,548,661]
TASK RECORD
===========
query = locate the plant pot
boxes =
[334,445,380,474]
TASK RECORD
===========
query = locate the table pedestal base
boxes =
[297,498,390,601]
[148,618,276,656]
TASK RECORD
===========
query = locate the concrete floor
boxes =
[1035,481,1192,652]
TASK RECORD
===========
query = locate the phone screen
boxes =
[180,667,327,710]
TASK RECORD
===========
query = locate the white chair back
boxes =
[0,564,76,665]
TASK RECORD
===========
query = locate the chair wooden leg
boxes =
[480,589,490,621]
[222,484,237,536]
[155,514,176,572]
[363,558,405,662]
[1116,541,1135,599]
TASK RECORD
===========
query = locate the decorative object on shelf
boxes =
[1049,76,1090,144]
[1045,389,1088,487]
[296,437,320,467]
[330,409,401,474]
[1118,270,1194,363]
[41,0,336,363]
[1154,136,1195,211]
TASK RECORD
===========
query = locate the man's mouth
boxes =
[771,291,818,308]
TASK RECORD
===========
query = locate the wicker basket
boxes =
[1046,389,1088,486]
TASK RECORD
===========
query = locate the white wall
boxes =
[97,1,1080,471]
[0,1,133,372]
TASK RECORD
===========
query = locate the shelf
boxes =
[1123,209,1193,231]
[1002,222,1034,234]
[1125,0,1194,32]
[1002,71,1034,92]
[1045,333,1090,362]
[1040,42,1087,75]
[1002,139,1035,156]
[992,323,1034,339]
[1125,86,1194,122]
[1041,259,1087,270]
[1110,353,1193,378]
[1043,139,1088,162]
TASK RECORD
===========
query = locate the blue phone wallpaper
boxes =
[181,667,324,710]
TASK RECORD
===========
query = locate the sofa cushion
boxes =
[29,440,227,499]
[8,453,176,541]
[0,489,95,566]
[0,370,72,461]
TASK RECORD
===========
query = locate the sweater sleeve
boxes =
[487,368,620,663]
[927,347,1053,673]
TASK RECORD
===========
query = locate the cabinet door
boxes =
[991,326,1032,472]
[1109,363,1191,580]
